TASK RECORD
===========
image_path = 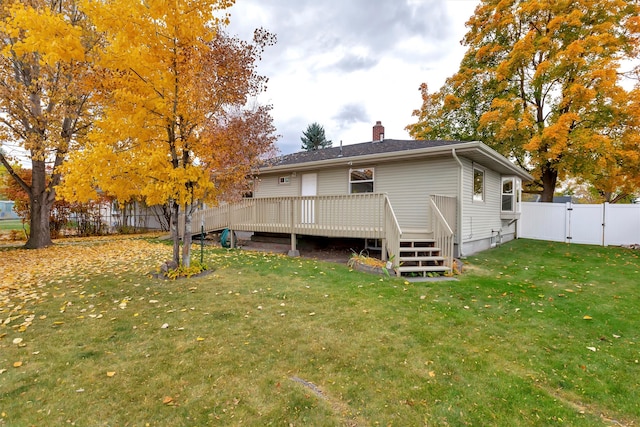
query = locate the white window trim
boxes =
[278,176,291,185]
[472,167,485,203]
[500,176,522,219]
[349,167,375,194]
[501,177,515,212]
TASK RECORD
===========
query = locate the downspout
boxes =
[452,149,465,258]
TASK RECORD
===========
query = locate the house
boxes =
[189,122,533,276]
[0,200,18,219]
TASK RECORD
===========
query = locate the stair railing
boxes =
[429,197,455,272]
[383,195,402,276]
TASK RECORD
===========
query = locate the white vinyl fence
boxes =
[519,202,640,246]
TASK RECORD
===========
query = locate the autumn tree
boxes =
[1,164,29,221]
[0,157,8,199]
[59,0,278,267]
[301,122,332,151]
[407,0,640,202]
[0,0,96,247]
[2,166,61,236]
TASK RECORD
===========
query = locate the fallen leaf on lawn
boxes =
[196,337,205,341]
[586,347,597,352]
[106,371,116,377]
[13,361,22,368]
[0,237,171,330]
[613,334,621,338]
[163,396,174,405]
[428,371,436,378]
[583,315,593,320]
[12,338,23,345]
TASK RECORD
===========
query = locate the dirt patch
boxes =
[206,232,372,264]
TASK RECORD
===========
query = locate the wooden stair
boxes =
[397,237,450,277]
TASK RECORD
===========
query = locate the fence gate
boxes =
[568,204,604,245]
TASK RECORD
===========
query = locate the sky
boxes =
[226,0,481,155]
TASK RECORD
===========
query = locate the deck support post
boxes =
[229,229,236,248]
[381,238,387,261]
[288,233,300,257]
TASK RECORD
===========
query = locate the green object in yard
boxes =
[220,228,232,248]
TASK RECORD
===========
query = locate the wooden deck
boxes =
[180,193,456,276]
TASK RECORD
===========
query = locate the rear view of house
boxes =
[190,122,533,276]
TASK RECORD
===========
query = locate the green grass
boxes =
[1,238,638,426]
[0,219,24,231]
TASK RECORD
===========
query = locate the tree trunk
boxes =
[182,203,193,268]
[25,191,54,248]
[539,163,558,203]
[170,200,180,265]
[24,161,53,249]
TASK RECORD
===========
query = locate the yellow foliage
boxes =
[1,3,86,65]
[409,0,640,199]
[53,0,277,266]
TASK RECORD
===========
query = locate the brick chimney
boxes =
[372,121,384,141]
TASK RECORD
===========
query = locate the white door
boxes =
[301,173,317,223]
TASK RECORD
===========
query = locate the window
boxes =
[501,177,521,213]
[350,168,374,193]
[278,176,290,185]
[473,168,484,202]
[502,178,514,211]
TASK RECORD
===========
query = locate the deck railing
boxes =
[430,196,455,271]
[182,193,456,273]
[383,198,402,274]
[430,195,457,236]
[188,204,230,236]
[181,193,387,240]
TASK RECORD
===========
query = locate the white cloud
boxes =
[226,0,480,154]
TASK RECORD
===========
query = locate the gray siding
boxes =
[376,157,458,230]
[257,157,458,231]
[316,167,347,195]
[461,158,518,254]
[461,158,502,241]
[255,169,346,197]
[254,173,301,197]
[256,154,515,253]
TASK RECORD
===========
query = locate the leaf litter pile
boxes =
[0,236,171,333]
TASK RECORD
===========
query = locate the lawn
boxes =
[1,237,638,426]
[0,219,24,231]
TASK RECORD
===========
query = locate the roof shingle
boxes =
[271,139,465,166]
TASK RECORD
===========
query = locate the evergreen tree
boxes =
[301,123,332,151]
